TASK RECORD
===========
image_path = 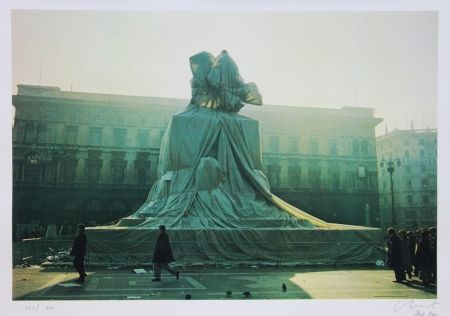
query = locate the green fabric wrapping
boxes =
[189,50,262,112]
[86,51,383,264]
[86,105,383,264]
[125,105,330,229]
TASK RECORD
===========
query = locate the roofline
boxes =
[14,84,381,120]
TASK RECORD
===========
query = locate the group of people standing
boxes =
[387,226,437,286]
[70,224,180,283]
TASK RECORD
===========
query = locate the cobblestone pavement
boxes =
[12,265,436,300]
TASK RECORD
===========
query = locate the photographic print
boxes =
[3,1,449,316]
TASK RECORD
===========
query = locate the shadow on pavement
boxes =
[400,279,437,295]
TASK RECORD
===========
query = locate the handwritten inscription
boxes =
[393,300,438,316]
[25,304,55,312]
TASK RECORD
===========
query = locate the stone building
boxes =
[242,105,382,226]
[12,85,382,234]
[376,128,437,230]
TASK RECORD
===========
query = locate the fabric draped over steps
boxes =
[86,105,383,265]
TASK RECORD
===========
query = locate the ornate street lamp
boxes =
[379,158,401,226]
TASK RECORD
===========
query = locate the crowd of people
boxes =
[386,226,437,286]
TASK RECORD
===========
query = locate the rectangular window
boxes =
[89,127,103,146]
[309,138,319,155]
[423,195,430,204]
[420,149,425,157]
[352,140,360,156]
[269,136,280,153]
[407,195,413,205]
[113,128,127,147]
[357,166,366,178]
[309,168,321,188]
[361,140,369,156]
[62,159,77,183]
[65,126,79,145]
[111,160,126,184]
[288,137,298,154]
[137,129,150,148]
[345,171,354,189]
[68,112,77,122]
[36,125,48,143]
[267,165,281,188]
[288,166,301,188]
[86,160,102,183]
[329,140,338,156]
[329,168,341,189]
[407,179,412,190]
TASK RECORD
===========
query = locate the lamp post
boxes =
[380,158,401,227]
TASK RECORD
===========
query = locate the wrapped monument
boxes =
[87,51,383,265]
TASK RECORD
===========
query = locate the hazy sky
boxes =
[12,10,437,135]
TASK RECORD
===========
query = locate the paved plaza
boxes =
[13,265,437,300]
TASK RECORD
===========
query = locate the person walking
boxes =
[387,227,405,282]
[152,225,180,282]
[70,223,87,283]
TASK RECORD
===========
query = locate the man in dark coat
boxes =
[416,229,432,285]
[70,223,87,283]
[387,227,405,282]
[152,225,180,282]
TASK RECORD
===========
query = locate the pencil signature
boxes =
[393,299,438,316]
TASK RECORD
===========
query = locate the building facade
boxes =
[12,85,382,235]
[376,129,437,230]
[242,104,382,226]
